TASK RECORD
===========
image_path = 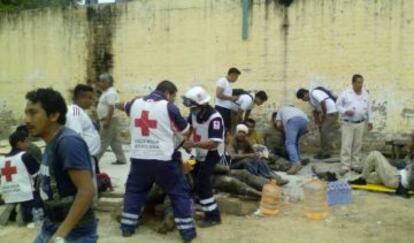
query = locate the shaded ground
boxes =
[1,148,413,243]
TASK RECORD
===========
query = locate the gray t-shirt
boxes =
[275,106,309,125]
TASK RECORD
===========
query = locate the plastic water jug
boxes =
[303,178,328,220]
[260,179,281,216]
[327,181,352,206]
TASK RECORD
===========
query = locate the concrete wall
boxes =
[1,0,413,151]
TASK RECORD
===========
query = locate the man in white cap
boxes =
[183,86,224,228]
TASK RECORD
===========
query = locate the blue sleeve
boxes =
[57,136,92,172]
[208,117,224,141]
[22,153,40,175]
[167,102,189,132]
[124,98,137,117]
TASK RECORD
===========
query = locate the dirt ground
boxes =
[1,149,414,243]
[1,191,413,243]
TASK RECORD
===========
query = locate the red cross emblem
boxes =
[135,110,157,136]
[1,161,17,182]
[193,128,201,142]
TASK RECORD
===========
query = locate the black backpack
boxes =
[232,88,250,96]
[314,86,337,102]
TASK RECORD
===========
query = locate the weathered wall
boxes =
[0,0,413,151]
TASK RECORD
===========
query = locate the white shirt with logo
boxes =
[0,152,34,203]
[129,98,175,161]
[66,104,101,156]
[336,87,373,123]
[190,112,225,162]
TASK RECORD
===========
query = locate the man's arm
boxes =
[275,120,284,132]
[243,109,252,121]
[168,102,190,137]
[115,102,125,111]
[103,106,114,128]
[320,100,327,118]
[312,110,321,127]
[367,93,373,130]
[216,87,237,101]
[53,170,94,239]
[336,92,348,115]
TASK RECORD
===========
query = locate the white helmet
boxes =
[183,86,211,107]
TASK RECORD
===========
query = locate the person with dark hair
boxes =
[336,74,373,175]
[66,84,101,200]
[15,125,42,163]
[244,118,264,145]
[25,88,97,242]
[231,90,268,123]
[0,130,42,225]
[182,86,224,228]
[66,84,101,171]
[214,67,241,133]
[296,86,339,160]
[96,73,127,165]
[120,80,196,242]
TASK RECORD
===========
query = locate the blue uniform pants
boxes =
[192,151,221,221]
[121,158,196,240]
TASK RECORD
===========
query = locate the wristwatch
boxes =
[52,236,65,243]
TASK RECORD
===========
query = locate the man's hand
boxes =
[183,140,195,150]
[345,110,354,116]
[232,95,239,102]
[102,119,111,129]
[368,123,373,131]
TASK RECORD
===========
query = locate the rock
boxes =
[215,193,258,216]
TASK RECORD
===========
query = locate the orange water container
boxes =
[303,178,328,220]
[259,179,281,216]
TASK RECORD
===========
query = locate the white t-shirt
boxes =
[66,104,101,156]
[309,89,337,114]
[275,106,309,125]
[214,77,233,109]
[97,87,119,119]
[231,93,254,111]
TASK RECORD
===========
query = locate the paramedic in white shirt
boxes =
[214,67,241,134]
[336,74,373,175]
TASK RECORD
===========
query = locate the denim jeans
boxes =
[33,220,98,243]
[284,117,308,164]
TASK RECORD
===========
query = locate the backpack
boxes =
[314,86,337,102]
[232,88,250,96]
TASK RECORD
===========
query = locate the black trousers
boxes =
[214,105,232,134]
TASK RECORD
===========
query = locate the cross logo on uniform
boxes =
[193,128,201,142]
[1,161,17,182]
[135,110,157,136]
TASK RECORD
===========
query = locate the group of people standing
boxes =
[1,67,413,243]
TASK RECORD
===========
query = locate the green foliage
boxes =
[0,0,75,12]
